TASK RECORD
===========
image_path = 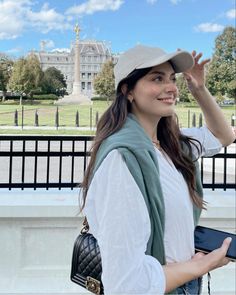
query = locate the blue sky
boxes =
[0,0,235,58]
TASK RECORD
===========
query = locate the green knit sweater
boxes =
[92,114,203,294]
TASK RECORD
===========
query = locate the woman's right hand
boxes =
[163,237,232,293]
[198,237,232,271]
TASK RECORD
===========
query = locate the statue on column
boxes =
[55,23,91,105]
[74,24,80,41]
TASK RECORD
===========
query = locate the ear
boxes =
[121,84,134,103]
[121,84,128,95]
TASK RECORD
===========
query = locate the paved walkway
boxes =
[0,125,96,131]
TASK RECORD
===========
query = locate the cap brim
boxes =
[137,51,194,73]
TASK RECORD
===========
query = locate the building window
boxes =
[66,57,68,61]
[88,73,91,79]
[87,82,91,90]
[81,73,86,79]
[82,82,85,90]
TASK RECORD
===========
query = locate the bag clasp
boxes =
[85,276,101,294]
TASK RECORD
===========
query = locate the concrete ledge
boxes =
[0,188,82,218]
[0,188,235,294]
[200,189,236,233]
[0,188,234,217]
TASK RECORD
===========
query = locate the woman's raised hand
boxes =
[183,50,210,93]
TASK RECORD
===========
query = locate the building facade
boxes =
[36,40,117,96]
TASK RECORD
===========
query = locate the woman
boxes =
[81,45,235,294]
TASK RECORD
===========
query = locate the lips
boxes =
[157,97,175,103]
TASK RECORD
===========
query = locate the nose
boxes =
[165,81,178,94]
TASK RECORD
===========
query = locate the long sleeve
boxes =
[181,125,222,157]
[84,149,166,295]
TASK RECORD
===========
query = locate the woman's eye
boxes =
[154,76,162,82]
[153,76,176,83]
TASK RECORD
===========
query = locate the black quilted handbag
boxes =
[70,217,104,295]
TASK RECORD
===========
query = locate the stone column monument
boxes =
[56,24,91,105]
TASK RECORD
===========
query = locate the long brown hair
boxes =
[81,67,205,210]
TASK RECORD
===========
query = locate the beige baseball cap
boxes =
[114,45,194,88]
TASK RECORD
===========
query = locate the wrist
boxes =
[197,256,211,274]
[191,86,214,103]
[163,258,208,292]
[190,85,207,96]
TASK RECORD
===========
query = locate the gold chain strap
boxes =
[80,216,89,234]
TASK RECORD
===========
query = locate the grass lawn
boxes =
[0,100,235,135]
[0,100,109,128]
[0,128,95,135]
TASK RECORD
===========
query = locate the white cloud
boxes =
[0,0,124,40]
[26,3,72,33]
[0,0,72,40]
[146,0,157,4]
[170,0,182,4]
[40,39,55,49]
[6,47,23,55]
[194,22,224,33]
[0,0,28,39]
[51,48,71,53]
[226,8,236,19]
[66,0,124,15]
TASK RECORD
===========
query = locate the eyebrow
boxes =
[149,71,176,76]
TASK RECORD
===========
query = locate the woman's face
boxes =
[129,62,178,123]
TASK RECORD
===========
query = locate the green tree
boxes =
[8,53,43,104]
[176,73,194,103]
[206,26,236,100]
[93,60,115,102]
[0,54,13,101]
[8,57,27,104]
[41,67,67,96]
[26,53,44,98]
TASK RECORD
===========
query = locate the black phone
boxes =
[194,225,236,261]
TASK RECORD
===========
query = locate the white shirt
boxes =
[84,126,222,295]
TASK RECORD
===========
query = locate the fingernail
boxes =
[226,237,232,243]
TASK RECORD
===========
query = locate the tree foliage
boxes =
[8,58,27,95]
[206,26,236,99]
[8,53,43,99]
[0,54,13,100]
[93,60,115,100]
[176,73,194,103]
[41,67,67,96]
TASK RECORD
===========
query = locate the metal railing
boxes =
[0,135,235,190]
[200,143,235,190]
[0,135,93,190]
